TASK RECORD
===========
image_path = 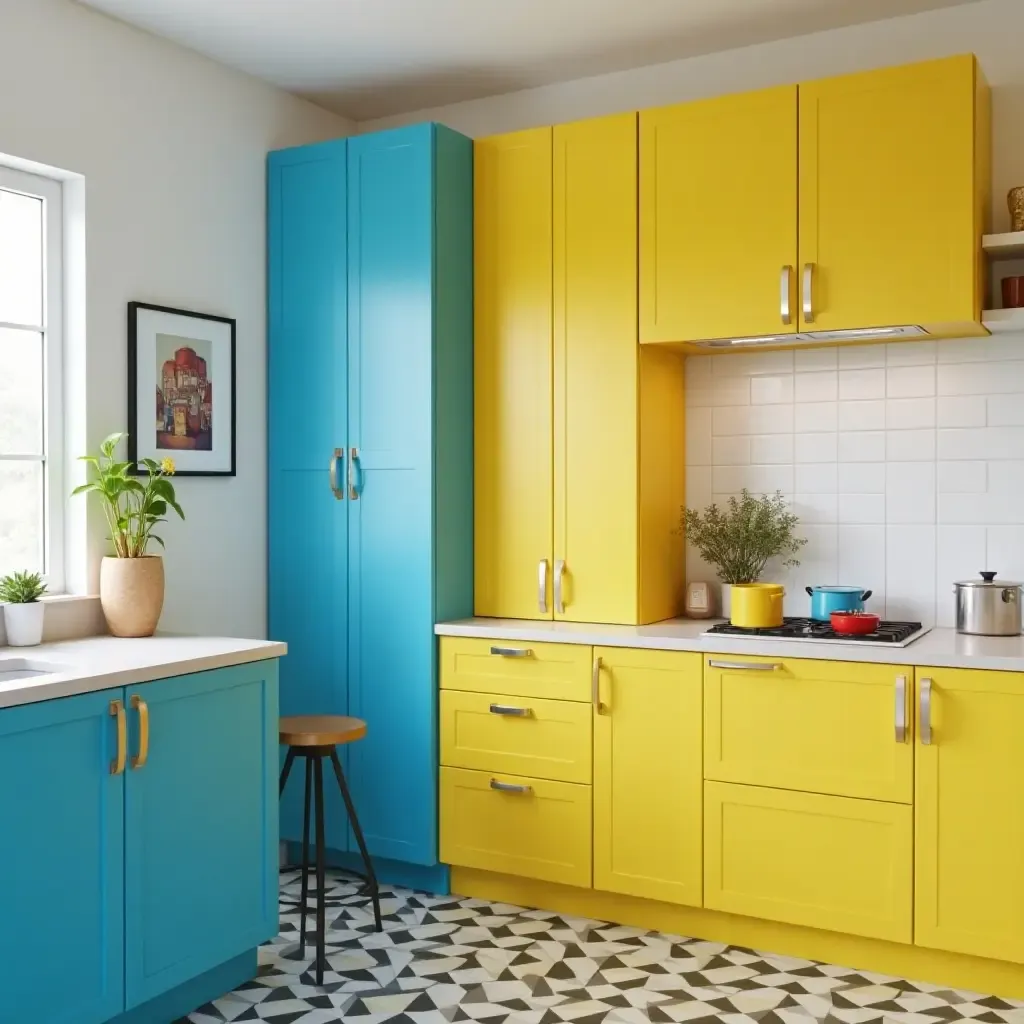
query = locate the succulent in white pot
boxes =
[0,571,48,647]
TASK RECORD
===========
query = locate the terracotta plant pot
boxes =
[100,555,165,637]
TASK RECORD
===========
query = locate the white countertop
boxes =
[0,634,286,710]
[435,617,1024,672]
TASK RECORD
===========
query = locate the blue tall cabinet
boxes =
[268,123,473,886]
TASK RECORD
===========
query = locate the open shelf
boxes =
[983,231,1024,259]
[982,307,1024,333]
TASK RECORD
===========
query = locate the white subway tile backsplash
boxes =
[685,334,1024,624]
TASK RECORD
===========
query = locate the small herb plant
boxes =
[73,432,185,557]
[0,571,48,604]
[681,489,806,585]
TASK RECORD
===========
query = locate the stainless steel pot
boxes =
[953,572,1022,636]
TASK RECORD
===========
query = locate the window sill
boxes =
[0,593,105,646]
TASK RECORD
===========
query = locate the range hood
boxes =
[692,325,929,349]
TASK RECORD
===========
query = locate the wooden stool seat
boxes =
[279,715,367,747]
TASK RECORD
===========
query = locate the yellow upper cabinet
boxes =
[799,55,987,338]
[474,128,553,619]
[915,668,1024,965]
[640,86,799,345]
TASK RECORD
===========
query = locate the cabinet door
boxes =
[0,691,124,1024]
[124,663,278,1008]
[554,114,639,624]
[474,128,554,619]
[640,86,798,344]
[705,781,913,943]
[916,668,1024,964]
[799,55,978,332]
[346,125,438,866]
[593,648,702,906]
[267,141,349,848]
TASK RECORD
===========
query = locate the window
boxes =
[0,166,64,589]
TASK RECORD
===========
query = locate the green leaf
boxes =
[70,482,99,497]
[150,477,174,500]
[149,500,168,517]
[148,535,165,549]
[141,458,161,473]
[167,498,185,520]
[99,432,126,458]
[77,455,100,467]
[124,479,145,494]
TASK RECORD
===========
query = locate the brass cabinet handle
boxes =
[780,265,793,325]
[131,695,149,769]
[109,699,126,775]
[920,677,933,745]
[554,559,566,614]
[490,645,532,658]
[329,448,344,500]
[802,262,816,323]
[894,675,907,744]
[348,446,361,500]
[490,778,532,795]
[537,559,548,613]
[592,655,606,714]
[707,659,782,671]
[489,704,532,717]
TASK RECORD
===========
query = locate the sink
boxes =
[0,658,64,684]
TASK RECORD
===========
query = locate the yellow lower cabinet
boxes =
[916,668,1024,964]
[440,689,592,784]
[704,781,913,943]
[440,767,592,887]
[593,648,702,906]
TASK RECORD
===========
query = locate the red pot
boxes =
[830,611,880,635]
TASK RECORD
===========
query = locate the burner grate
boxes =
[705,616,923,644]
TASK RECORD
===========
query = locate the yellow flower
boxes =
[160,457,176,475]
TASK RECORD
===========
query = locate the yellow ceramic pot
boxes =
[730,583,785,628]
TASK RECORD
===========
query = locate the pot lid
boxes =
[955,571,1022,588]
[810,586,865,593]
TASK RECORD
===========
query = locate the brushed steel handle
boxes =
[554,559,566,614]
[781,265,793,325]
[707,659,783,671]
[490,645,532,658]
[490,779,532,795]
[920,677,933,745]
[489,704,532,717]
[109,699,126,776]
[592,655,605,714]
[802,262,815,323]
[894,675,907,744]
[538,559,548,613]
[131,695,149,769]
[329,448,344,500]
[348,446,360,500]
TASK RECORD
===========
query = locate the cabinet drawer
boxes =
[704,656,912,802]
[440,637,592,702]
[704,781,912,943]
[440,767,591,887]
[440,690,592,783]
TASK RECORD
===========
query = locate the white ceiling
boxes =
[79,0,983,121]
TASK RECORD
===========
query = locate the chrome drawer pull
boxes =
[894,675,907,744]
[538,559,548,613]
[490,779,532,795]
[802,262,815,322]
[920,677,933,745]
[489,704,532,717]
[490,646,532,658]
[554,559,566,614]
[707,659,782,671]
[780,265,793,325]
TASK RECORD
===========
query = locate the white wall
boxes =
[0,0,352,638]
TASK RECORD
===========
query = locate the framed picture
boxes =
[127,302,236,476]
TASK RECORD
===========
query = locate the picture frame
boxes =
[127,302,236,477]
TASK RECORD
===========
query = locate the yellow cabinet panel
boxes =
[594,648,702,907]
[440,689,592,784]
[440,767,592,887]
[440,636,592,703]
[474,128,554,619]
[640,86,798,344]
[915,668,1024,965]
[798,55,982,334]
[705,781,913,943]
[704,656,913,803]
[554,114,639,624]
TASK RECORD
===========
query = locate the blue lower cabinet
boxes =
[0,690,125,1024]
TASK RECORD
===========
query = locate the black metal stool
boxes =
[278,715,383,985]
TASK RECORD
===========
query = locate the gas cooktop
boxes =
[704,617,928,647]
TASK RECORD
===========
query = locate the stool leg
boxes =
[298,755,312,958]
[329,748,382,932]
[313,755,328,986]
[278,747,296,797]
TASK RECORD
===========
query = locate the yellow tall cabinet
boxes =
[915,668,1024,965]
[475,115,684,625]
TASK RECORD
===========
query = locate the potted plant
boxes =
[73,432,185,637]
[0,571,48,647]
[681,489,806,617]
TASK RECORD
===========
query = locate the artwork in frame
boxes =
[127,302,236,476]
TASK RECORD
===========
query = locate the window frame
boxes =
[0,165,65,592]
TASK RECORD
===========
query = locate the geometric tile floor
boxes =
[179,869,1024,1024]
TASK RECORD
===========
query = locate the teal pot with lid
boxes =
[806,585,872,621]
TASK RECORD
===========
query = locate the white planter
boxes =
[4,601,45,647]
